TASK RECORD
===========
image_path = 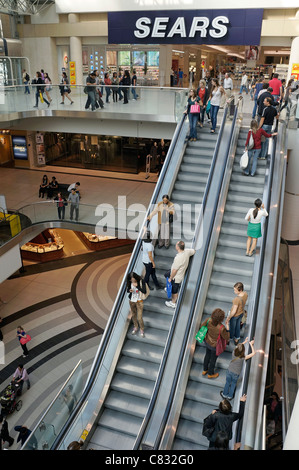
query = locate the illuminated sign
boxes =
[108,9,264,45]
[12,136,28,160]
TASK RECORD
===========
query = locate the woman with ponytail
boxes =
[245,198,268,256]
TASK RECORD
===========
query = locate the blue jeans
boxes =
[85,90,96,110]
[105,87,111,103]
[240,84,248,94]
[260,124,272,158]
[252,95,258,118]
[24,81,30,94]
[223,370,239,399]
[188,113,198,139]
[210,105,219,131]
[244,148,261,176]
[131,86,138,99]
[229,314,242,341]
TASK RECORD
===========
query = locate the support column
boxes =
[287,36,299,83]
[158,45,173,87]
[68,13,83,86]
[281,129,299,242]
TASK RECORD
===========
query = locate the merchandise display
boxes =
[21,229,64,261]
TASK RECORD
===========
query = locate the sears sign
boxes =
[108,9,264,45]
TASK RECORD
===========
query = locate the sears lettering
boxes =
[134,15,229,39]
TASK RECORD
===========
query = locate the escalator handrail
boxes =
[135,97,241,450]
[50,113,187,450]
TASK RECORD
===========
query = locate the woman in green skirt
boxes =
[245,198,268,256]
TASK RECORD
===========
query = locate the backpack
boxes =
[25,73,30,82]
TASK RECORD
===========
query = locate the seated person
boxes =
[47,176,59,199]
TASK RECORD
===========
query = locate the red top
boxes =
[198,88,206,101]
[245,128,272,149]
[269,77,282,95]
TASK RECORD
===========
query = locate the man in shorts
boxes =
[165,241,195,308]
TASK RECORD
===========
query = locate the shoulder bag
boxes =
[216,325,227,356]
[196,318,210,343]
[20,334,31,345]
[139,282,150,301]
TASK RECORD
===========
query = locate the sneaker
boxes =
[131,327,138,335]
[155,285,162,290]
[220,391,228,399]
[165,301,176,308]
[140,330,145,337]
[60,102,64,104]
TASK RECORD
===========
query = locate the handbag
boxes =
[195,319,210,343]
[190,103,200,113]
[216,325,227,356]
[202,412,215,438]
[166,277,172,299]
[248,130,254,149]
[20,334,31,345]
[205,99,211,114]
[240,150,249,169]
[139,282,150,301]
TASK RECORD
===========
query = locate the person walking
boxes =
[12,364,31,393]
[222,72,233,101]
[142,229,161,291]
[33,71,50,108]
[203,394,247,448]
[178,68,184,87]
[0,417,14,449]
[252,78,264,118]
[104,72,112,104]
[165,241,195,309]
[209,78,225,133]
[239,71,249,95]
[245,198,268,257]
[22,69,30,94]
[120,70,131,104]
[85,71,97,111]
[196,80,209,127]
[269,73,283,103]
[147,194,175,249]
[59,72,74,105]
[200,308,230,378]
[184,88,201,141]
[68,188,80,222]
[220,338,255,400]
[258,97,278,159]
[131,69,139,100]
[16,326,30,358]
[243,120,277,176]
[111,72,119,103]
[127,272,147,338]
[225,282,248,346]
[44,72,52,103]
[54,192,68,220]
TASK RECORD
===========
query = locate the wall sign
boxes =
[12,136,28,160]
[108,9,264,45]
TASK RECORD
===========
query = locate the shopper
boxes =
[22,69,30,94]
[184,88,201,141]
[178,68,184,87]
[243,119,277,176]
[245,198,268,257]
[111,72,119,103]
[47,176,59,199]
[0,417,14,448]
[104,72,112,104]
[60,72,74,105]
[12,364,31,392]
[256,86,273,123]
[147,194,175,249]
[68,188,80,222]
[209,78,225,133]
[54,192,68,220]
[200,308,230,378]
[142,229,161,290]
[67,182,80,196]
[85,71,97,111]
[33,71,50,108]
[120,70,131,104]
[14,425,37,449]
[156,139,168,176]
[131,69,139,100]
[269,73,283,103]
[221,338,255,400]
[94,70,104,109]
[38,174,49,198]
[203,394,247,448]
[223,72,233,100]
[16,326,30,358]
[225,282,248,346]
[196,80,209,127]
[44,72,52,103]
[165,241,195,309]
[252,78,264,118]
[126,272,147,337]
[258,97,278,159]
[239,71,249,95]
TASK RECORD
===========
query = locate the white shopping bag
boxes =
[240,150,249,170]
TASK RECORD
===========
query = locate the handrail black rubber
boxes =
[49,113,187,450]
[133,98,235,450]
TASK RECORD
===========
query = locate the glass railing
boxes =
[0,84,187,122]
[21,361,83,450]
[0,201,147,248]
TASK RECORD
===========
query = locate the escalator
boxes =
[86,128,220,450]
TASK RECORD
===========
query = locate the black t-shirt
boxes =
[262,105,277,125]
[132,74,137,85]
[257,91,273,116]
[86,75,96,90]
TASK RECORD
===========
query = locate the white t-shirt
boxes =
[245,207,268,224]
[142,242,154,264]
[210,88,222,106]
[68,183,76,192]
[130,284,141,303]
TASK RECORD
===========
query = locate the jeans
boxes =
[223,370,239,399]
[229,315,242,341]
[85,90,96,110]
[70,204,79,221]
[143,262,160,288]
[260,124,272,158]
[105,87,111,103]
[252,95,258,118]
[240,84,248,94]
[24,81,30,94]
[57,206,65,220]
[203,342,217,375]
[244,148,261,176]
[35,91,49,107]
[199,107,205,125]
[210,105,219,131]
[131,86,138,99]
[188,112,198,139]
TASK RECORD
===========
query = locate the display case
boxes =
[21,229,64,262]
[75,231,134,251]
